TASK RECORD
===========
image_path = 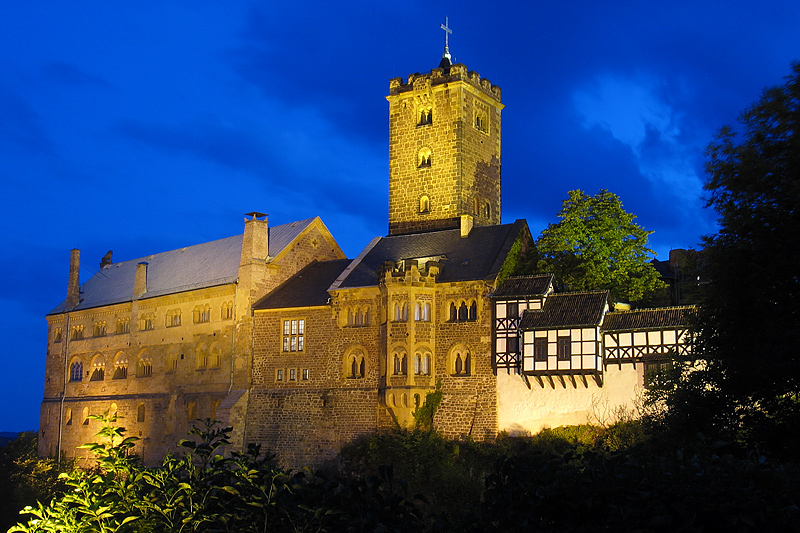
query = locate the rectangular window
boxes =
[116,319,130,334]
[534,337,548,361]
[289,368,296,381]
[507,302,519,319]
[282,319,305,352]
[276,369,284,381]
[557,336,571,361]
[302,369,310,380]
[506,335,519,354]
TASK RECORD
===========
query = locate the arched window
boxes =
[393,352,407,376]
[69,361,83,382]
[469,300,478,321]
[90,359,104,381]
[422,302,431,322]
[187,401,196,423]
[418,107,432,125]
[65,408,72,426]
[449,302,457,322]
[414,353,421,375]
[449,346,472,376]
[346,351,366,379]
[137,404,145,423]
[209,344,222,368]
[137,357,152,378]
[113,352,128,379]
[458,302,468,321]
[419,195,430,213]
[193,304,211,324]
[82,407,90,425]
[422,353,431,375]
[196,344,209,369]
[418,147,432,168]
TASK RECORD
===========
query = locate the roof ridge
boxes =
[101,217,316,266]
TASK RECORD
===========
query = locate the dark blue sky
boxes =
[2,1,798,431]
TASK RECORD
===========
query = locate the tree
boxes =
[535,189,665,303]
[665,62,800,452]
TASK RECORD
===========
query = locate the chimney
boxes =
[134,262,148,298]
[460,214,474,238]
[66,249,80,310]
[240,212,269,266]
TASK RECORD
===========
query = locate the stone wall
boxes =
[496,364,643,435]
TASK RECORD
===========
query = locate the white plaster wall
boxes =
[497,366,642,435]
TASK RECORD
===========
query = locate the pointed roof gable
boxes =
[519,291,610,330]
[50,218,317,314]
[331,220,527,290]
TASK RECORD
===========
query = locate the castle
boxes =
[40,41,693,467]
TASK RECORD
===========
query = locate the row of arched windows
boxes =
[449,300,478,322]
[68,343,224,382]
[344,307,371,327]
[392,301,432,322]
[391,351,432,376]
[63,403,145,427]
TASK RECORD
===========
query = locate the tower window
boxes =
[419,195,430,214]
[474,103,489,133]
[418,147,432,168]
[418,108,432,126]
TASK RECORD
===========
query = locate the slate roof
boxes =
[518,291,610,329]
[49,218,317,314]
[254,259,351,310]
[602,306,696,331]
[331,220,527,290]
[490,274,553,298]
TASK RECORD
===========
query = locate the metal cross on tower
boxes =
[441,17,452,61]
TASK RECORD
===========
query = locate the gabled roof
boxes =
[49,218,317,314]
[602,306,696,332]
[490,274,553,298]
[331,220,527,290]
[254,259,351,310]
[519,291,609,329]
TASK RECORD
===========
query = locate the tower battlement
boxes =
[389,63,502,102]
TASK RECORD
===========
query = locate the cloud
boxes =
[572,74,704,211]
[0,84,55,155]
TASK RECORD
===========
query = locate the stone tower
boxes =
[386,44,504,236]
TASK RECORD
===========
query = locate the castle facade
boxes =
[41,51,692,467]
